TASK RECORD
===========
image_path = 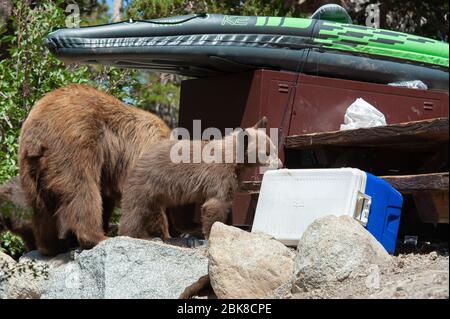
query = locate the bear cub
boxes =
[119,117,282,240]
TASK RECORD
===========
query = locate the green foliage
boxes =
[126,0,186,18]
[123,0,300,128]
[125,0,297,18]
[111,207,121,225]
[354,0,449,41]
[0,0,139,183]
[0,1,88,183]
[0,230,25,259]
[0,200,33,222]
[129,73,181,127]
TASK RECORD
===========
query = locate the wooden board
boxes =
[381,173,449,194]
[239,172,449,194]
[413,190,449,224]
[285,117,449,149]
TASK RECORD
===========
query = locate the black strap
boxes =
[132,13,207,25]
[277,18,319,150]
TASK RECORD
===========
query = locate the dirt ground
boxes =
[288,243,449,299]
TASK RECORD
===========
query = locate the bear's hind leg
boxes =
[20,164,66,255]
[32,209,63,256]
[31,201,77,255]
[56,178,107,250]
[200,198,232,239]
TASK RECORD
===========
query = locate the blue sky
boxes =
[105,0,115,14]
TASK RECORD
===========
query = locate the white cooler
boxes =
[251,168,402,252]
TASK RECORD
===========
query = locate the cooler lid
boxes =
[252,168,367,245]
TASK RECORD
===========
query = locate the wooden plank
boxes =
[239,181,262,194]
[238,172,449,194]
[381,173,449,194]
[285,117,449,149]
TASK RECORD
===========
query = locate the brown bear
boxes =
[19,84,170,255]
[118,117,282,240]
[0,176,36,251]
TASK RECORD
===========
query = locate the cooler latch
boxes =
[354,192,371,226]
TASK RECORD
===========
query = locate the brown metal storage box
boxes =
[178,69,449,228]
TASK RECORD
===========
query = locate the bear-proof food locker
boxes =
[178,69,448,229]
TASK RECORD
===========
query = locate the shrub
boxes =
[0,230,25,259]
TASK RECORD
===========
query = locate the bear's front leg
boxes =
[119,203,170,240]
[200,198,232,239]
[144,206,171,240]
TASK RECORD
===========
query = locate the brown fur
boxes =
[119,118,281,239]
[19,84,170,255]
[0,176,36,251]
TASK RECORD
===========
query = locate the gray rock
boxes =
[0,251,48,299]
[19,250,74,271]
[41,236,208,299]
[0,251,15,265]
[0,251,17,298]
[292,215,391,293]
[265,281,294,299]
[208,222,296,299]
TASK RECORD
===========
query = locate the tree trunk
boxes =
[0,0,12,60]
[112,0,122,22]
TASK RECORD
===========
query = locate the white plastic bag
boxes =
[340,98,387,130]
[388,80,428,90]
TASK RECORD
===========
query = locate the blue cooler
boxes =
[252,168,403,254]
[365,172,403,254]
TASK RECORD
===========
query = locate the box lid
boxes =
[252,168,367,245]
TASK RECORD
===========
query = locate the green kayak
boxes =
[45,11,449,89]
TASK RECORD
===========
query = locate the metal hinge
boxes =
[354,192,372,227]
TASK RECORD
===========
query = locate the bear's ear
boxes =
[253,116,268,129]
